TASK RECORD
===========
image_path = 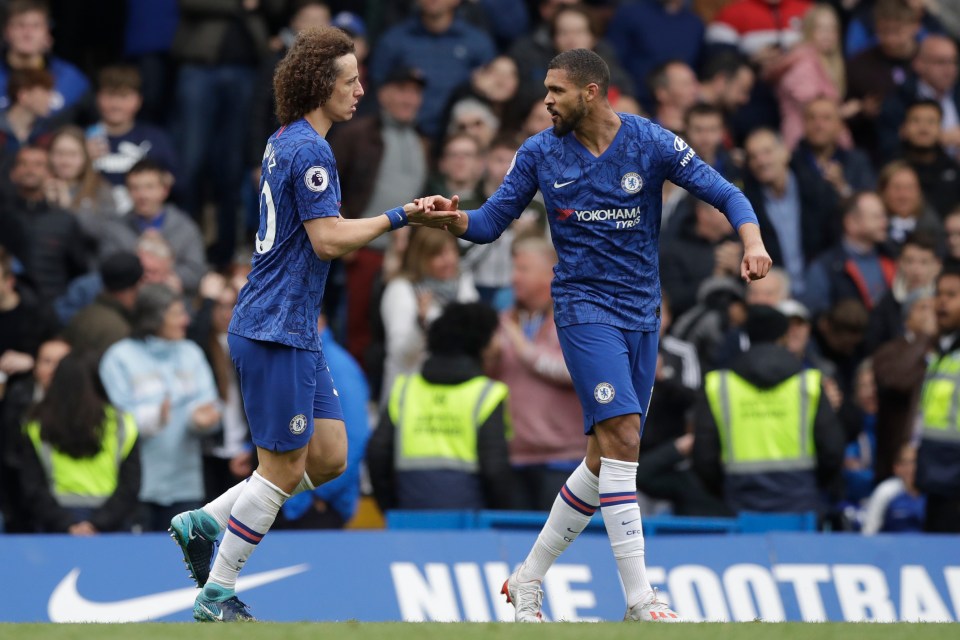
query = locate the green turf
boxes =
[1,623,958,640]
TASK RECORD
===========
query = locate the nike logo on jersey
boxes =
[553,179,576,189]
[47,564,309,622]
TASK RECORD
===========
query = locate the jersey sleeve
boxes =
[292,140,340,222]
[461,137,540,243]
[654,124,759,231]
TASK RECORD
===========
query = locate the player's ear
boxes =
[584,82,600,102]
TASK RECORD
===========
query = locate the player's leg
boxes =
[592,329,680,622]
[191,336,316,621]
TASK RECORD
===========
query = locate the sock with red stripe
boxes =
[516,459,598,583]
[206,470,289,591]
[599,456,652,608]
[202,471,315,531]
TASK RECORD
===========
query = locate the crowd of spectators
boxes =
[1,0,960,536]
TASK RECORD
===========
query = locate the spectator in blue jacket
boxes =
[369,0,495,139]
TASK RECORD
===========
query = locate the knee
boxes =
[595,415,642,459]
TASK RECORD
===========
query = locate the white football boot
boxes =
[624,591,683,622]
[501,571,544,623]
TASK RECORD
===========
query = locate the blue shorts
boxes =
[556,323,658,434]
[228,333,344,452]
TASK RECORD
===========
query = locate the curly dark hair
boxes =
[274,26,355,125]
[30,351,107,459]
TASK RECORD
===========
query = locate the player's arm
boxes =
[304,205,457,261]
[661,130,771,281]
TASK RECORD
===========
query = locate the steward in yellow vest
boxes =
[916,267,960,533]
[367,303,515,511]
[19,352,141,533]
[692,305,845,516]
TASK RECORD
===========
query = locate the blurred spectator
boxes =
[845,0,943,59]
[4,145,89,300]
[369,0,496,139]
[648,60,700,134]
[379,227,479,406]
[0,68,57,166]
[20,351,140,534]
[0,335,68,532]
[171,0,284,267]
[0,244,57,389]
[864,231,940,352]
[670,274,745,371]
[842,358,878,507]
[367,302,514,511]
[62,251,142,355]
[693,304,845,517]
[812,298,870,403]
[187,274,252,502]
[873,288,936,483]
[444,55,524,136]
[507,0,578,101]
[637,293,731,517]
[88,65,181,215]
[705,0,810,60]
[491,236,583,510]
[328,64,428,367]
[446,96,500,150]
[895,98,960,217]
[696,51,754,129]
[661,198,741,317]
[121,0,178,125]
[99,284,221,531]
[847,0,921,161]
[792,98,876,202]
[249,1,332,167]
[45,125,118,248]
[425,133,486,210]
[458,134,527,309]
[606,0,704,113]
[332,11,369,67]
[99,159,205,296]
[0,0,91,117]
[878,34,960,162]
[801,191,894,317]
[945,206,960,261]
[764,4,853,151]
[683,102,742,185]
[916,264,960,533]
[861,442,926,534]
[520,96,554,137]
[877,160,942,247]
[277,314,369,529]
[743,128,838,296]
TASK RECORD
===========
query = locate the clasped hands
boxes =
[402,194,462,229]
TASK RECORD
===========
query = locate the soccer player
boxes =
[421,49,772,623]
[168,26,457,622]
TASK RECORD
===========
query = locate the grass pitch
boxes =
[1,623,957,640]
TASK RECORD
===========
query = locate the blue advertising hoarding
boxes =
[0,531,957,623]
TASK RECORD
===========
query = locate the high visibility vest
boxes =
[388,374,510,473]
[24,406,138,508]
[704,370,820,474]
[919,350,960,443]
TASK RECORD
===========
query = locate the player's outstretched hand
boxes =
[417,194,460,213]
[404,201,460,228]
[741,241,772,282]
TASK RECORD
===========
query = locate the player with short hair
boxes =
[168,26,456,622]
[422,48,771,623]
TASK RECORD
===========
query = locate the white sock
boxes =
[202,471,314,531]
[516,459,599,583]
[598,457,652,608]
[206,471,289,591]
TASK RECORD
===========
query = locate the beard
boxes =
[551,95,587,137]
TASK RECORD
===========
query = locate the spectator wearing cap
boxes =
[332,11,369,71]
[369,0,495,139]
[62,251,143,355]
[327,64,429,368]
[692,304,845,518]
[801,192,895,319]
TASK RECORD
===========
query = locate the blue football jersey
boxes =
[229,118,340,351]
[468,113,757,331]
